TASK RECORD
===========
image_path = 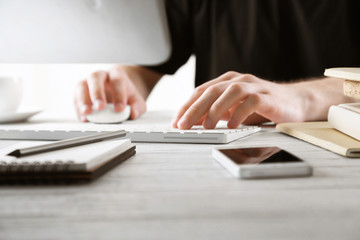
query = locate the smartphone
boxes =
[212,146,312,179]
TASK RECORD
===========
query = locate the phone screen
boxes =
[219,147,303,166]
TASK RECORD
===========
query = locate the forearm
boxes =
[122,65,163,99]
[287,77,357,121]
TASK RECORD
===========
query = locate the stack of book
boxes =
[325,68,360,142]
[276,68,360,157]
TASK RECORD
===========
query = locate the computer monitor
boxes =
[0,0,171,64]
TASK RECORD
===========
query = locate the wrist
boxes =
[285,82,310,122]
[286,77,349,121]
[123,65,163,99]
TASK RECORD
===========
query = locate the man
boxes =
[74,0,359,129]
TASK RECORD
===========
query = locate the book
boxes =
[276,121,360,157]
[279,68,360,157]
[327,103,360,142]
[324,67,360,82]
[324,67,360,99]
[343,80,360,99]
[0,139,135,184]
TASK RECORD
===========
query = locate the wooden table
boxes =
[1,112,360,240]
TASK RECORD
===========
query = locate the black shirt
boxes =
[149,0,360,86]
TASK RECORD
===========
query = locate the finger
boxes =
[200,71,241,89]
[172,85,207,128]
[204,82,252,129]
[172,72,246,128]
[108,68,128,112]
[87,70,108,110]
[74,80,92,122]
[127,92,146,120]
[188,110,230,126]
[193,115,207,126]
[242,113,270,125]
[172,73,240,128]
[219,109,232,122]
[177,83,228,129]
[227,93,275,128]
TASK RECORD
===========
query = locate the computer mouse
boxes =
[86,104,131,124]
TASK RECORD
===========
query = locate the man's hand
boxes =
[74,66,161,122]
[172,71,312,129]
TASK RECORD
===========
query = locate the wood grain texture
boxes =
[1,112,360,240]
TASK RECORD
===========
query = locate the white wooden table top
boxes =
[1,111,360,240]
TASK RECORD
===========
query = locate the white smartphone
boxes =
[212,146,312,179]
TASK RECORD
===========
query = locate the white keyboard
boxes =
[0,123,261,144]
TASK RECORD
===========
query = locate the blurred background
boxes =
[0,56,195,118]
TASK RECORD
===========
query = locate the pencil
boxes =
[7,130,127,158]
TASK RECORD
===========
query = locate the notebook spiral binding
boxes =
[0,160,74,173]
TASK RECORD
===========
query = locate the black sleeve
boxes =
[145,0,193,75]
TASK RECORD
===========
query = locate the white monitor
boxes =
[0,0,171,64]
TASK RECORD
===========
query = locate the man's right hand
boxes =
[74,66,147,122]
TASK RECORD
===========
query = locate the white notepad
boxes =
[0,139,133,172]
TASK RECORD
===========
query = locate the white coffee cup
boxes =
[0,76,22,113]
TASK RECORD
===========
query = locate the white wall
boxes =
[0,56,195,118]
[147,56,195,111]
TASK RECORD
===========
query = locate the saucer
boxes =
[0,110,42,123]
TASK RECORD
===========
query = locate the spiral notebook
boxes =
[0,139,135,183]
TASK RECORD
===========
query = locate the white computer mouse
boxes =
[86,104,131,124]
